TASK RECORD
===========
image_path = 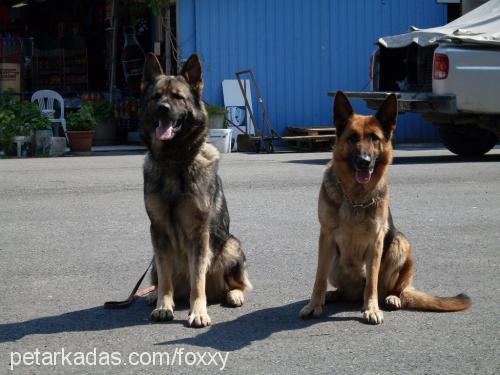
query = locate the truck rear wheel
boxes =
[438,125,497,156]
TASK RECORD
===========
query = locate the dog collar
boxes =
[333,173,382,214]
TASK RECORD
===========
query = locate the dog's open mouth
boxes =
[155,120,182,141]
[355,169,373,184]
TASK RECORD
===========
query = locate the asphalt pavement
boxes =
[0,146,499,374]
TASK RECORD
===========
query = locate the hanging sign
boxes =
[0,63,21,93]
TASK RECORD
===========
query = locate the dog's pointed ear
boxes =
[141,53,164,93]
[334,91,353,137]
[180,53,204,94]
[375,94,398,139]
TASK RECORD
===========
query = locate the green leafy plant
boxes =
[16,101,52,132]
[147,0,171,16]
[121,0,170,26]
[0,90,51,131]
[67,104,98,131]
[0,109,17,153]
[206,104,226,117]
[122,0,171,17]
[0,90,52,153]
[0,89,17,108]
[205,104,227,129]
[91,101,114,123]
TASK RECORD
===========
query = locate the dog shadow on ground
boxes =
[0,302,153,343]
[0,299,362,349]
[156,300,363,352]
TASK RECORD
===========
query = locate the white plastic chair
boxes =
[31,90,67,137]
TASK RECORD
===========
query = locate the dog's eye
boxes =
[154,92,163,100]
[370,134,380,143]
[172,93,184,100]
[348,134,359,144]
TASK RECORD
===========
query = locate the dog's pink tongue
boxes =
[156,120,174,140]
[355,170,372,184]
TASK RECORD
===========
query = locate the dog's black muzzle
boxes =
[353,153,376,171]
[157,102,171,115]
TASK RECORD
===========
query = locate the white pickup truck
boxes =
[337,0,500,156]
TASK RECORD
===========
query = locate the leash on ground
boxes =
[103,257,156,309]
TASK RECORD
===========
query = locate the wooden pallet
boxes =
[284,126,336,151]
[282,134,336,141]
[287,126,336,136]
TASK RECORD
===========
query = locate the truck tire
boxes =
[438,126,497,156]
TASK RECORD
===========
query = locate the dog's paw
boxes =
[362,308,384,325]
[299,303,323,319]
[385,295,401,310]
[188,309,211,328]
[226,289,245,307]
[150,307,174,322]
[146,291,158,306]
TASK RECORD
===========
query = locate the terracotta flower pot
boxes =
[67,131,95,154]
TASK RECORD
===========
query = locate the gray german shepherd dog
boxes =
[140,53,252,327]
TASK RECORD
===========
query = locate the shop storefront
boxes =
[0,0,177,145]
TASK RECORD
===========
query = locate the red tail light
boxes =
[433,53,449,80]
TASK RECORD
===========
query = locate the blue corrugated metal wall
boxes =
[179,0,447,143]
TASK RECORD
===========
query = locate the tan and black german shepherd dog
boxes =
[140,53,251,327]
[300,92,470,324]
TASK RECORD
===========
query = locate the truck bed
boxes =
[327,91,456,114]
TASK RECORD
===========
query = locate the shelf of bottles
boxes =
[34,48,88,91]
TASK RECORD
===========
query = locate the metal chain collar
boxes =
[333,174,382,214]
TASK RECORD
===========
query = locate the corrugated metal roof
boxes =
[179,0,447,142]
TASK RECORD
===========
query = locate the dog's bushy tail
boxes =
[401,288,471,312]
[221,235,253,291]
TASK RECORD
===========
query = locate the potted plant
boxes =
[92,100,116,146]
[206,104,227,129]
[0,91,52,157]
[0,109,19,156]
[17,101,53,155]
[0,90,20,155]
[66,104,97,154]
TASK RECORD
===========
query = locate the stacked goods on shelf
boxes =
[34,48,88,91]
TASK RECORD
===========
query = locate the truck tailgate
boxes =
[433,46,500,114]
[327,91,456,114]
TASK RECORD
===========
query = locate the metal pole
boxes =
[109,0,119,102]
[164,8,172,74]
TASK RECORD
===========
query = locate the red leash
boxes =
[104,258,156,309]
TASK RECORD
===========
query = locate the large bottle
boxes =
[121,26,145,93]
